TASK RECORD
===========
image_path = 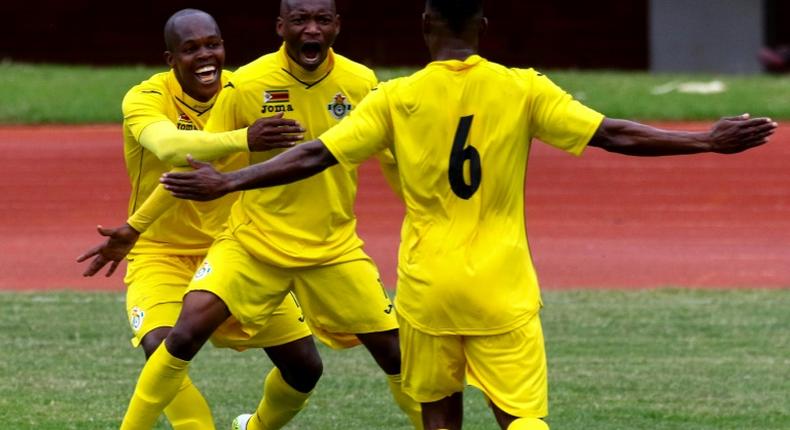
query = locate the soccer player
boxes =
[158,1,778,429]
[77,9,322,430]
[115,1,421,429]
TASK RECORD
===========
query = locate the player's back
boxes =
[383,56,601,334]
[390,57,535,244]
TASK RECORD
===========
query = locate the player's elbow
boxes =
[156,147,191,167]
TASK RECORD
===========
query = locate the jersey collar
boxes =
[166,70,220,115]
[429,54,486,71]
[277,43,334,87]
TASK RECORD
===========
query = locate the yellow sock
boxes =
[120,344,190,430]
[163,375,215,430]
[386,373,423,430]
[507,417,549,430]
[248,367,312,430]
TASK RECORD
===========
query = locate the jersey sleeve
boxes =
[122,84,249,167]
[126,181,179,233]
[526,70,604,156]
[320,86,394,170]
[137,122,248,166]
[122,84,170,141]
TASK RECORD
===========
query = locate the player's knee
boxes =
[285,353,323,393]
[302,349,324,387]
[140,326,172,359]
[299,346,323,389]
[164,325,207,361]
[358,329,402,374]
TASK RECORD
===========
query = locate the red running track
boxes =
[0,124,788,291]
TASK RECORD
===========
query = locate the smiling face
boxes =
[164,12,225,102]
[277,0,340,71]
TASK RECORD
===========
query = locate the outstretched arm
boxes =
[140,113,304,166]
[588,114,776,156]
[160,140,337,201]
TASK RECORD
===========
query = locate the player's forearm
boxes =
[126,182,180,232]
[139,121,249,166]
[226,140,338,192]
[588,118,710,156]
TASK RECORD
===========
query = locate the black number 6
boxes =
[448,115,481,199]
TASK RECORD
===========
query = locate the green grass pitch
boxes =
[1,289,788,429]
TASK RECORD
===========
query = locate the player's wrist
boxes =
[223,171,243,194]
[695,131,715,153]
[122,222,141,236]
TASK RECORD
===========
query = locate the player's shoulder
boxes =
[228,53,282,87]
[122,71,171,111]
[507,66,548,80]
[469,59,542,85]
[470,61,552,95]
[125,71,169,98]
[332,52,378,87]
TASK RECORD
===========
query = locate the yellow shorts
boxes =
[188,233,397,349]
[125,253,310,350]
[398,312,548,418]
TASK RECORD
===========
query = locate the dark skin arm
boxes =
[160,140,337,201]
[589,114,776,155]
[161,114,777,202]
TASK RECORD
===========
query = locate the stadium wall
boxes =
[2,0,648,69]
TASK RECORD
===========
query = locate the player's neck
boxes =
[432,40,478,62]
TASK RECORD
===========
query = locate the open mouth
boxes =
[300,42,323,62]
[194,65,218,84]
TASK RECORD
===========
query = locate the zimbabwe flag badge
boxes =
[264,89,290,104]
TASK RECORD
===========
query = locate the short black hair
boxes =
[164,9,218,51]
[426,0,484,34]
[281,0,336,17]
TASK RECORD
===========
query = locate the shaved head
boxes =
[280,0,336,17]
[426,0,484,35]
[164,9,220,51]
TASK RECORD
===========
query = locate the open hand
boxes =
[76,224,139,277]
[247,113,305,151]
[161,155,230,201]
[709,113,777,153]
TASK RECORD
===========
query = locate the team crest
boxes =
[130,306,145,332]
[328,92,353,120]
[193,260,213,281]
[176,112,196,130]
[262,89,294,114]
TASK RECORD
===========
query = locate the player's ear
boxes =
[276,16,284,38]
[164,51,174,68]
[334,14,341,37]
[421,12,431,36]
[478,16,488,38]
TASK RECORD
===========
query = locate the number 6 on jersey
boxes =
[448,115,482,199]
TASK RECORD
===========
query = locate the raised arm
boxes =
[588,114,777,156]
[160,140,337,201]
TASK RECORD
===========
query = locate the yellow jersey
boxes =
[205,44,378,266]
[122,70,244,255]
[320,55,604,335]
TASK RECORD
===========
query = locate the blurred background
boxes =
[3,0,790,73]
